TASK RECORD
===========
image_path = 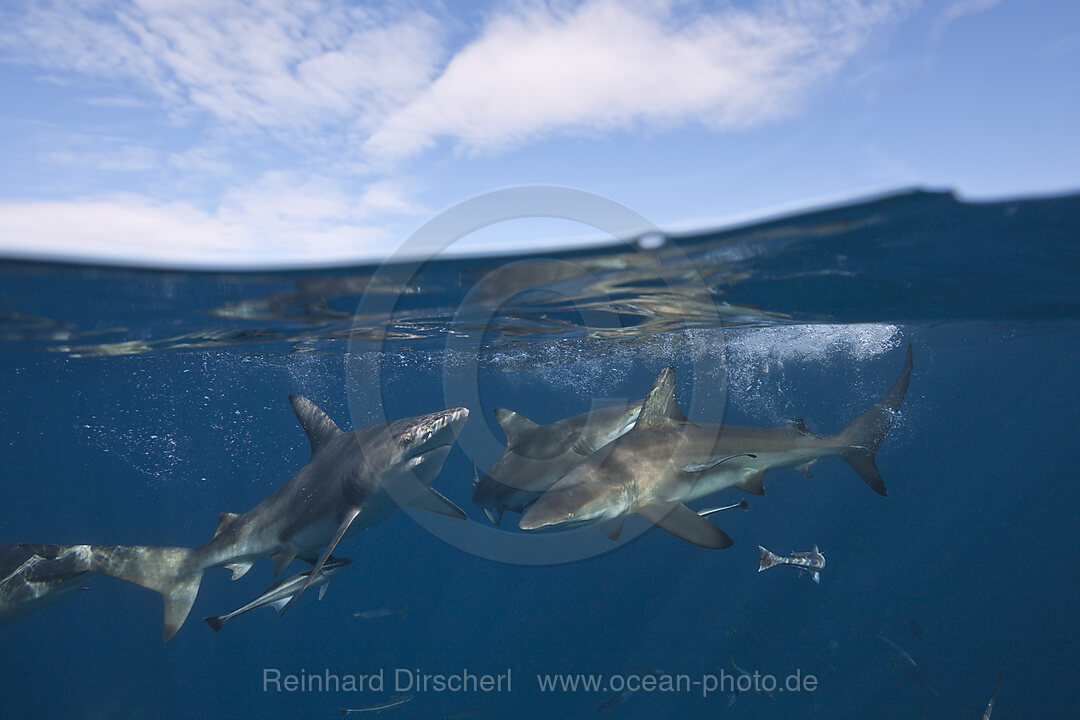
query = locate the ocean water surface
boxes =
[1,189,1078,718]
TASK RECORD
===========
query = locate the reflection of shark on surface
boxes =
[203,556,352,632]
[0,543,90,625]
[521,346,913,547]
[472,401,642,524]
[24,396,469,641]
[758,544,826,583]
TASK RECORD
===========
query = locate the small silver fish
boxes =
[758,545,825,583]
[874,632,917,667]
[982,668,1003,720]
[341,694,413,714]
[352,607,406,620]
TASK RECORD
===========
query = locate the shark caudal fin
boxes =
[836,345,913,497]
[21,543,202,642]
[758,546,781,572]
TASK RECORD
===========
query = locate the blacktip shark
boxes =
[24,396,468,641]
[758,545,826,583]
[520,346,913,547]
[203,556,352,632]
[472,401,642,525]
[0,543,90,625]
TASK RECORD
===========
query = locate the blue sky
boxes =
[0,0,1076,266]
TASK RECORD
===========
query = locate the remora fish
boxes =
[520,347,913,547]
[697,498,749,517]
[352,607,406,620]
[758,545,826,583]
[0,543,90,625]
[982,667,1003,720]
[472,401,642,525]
[24,396,468,641]
[341,694,414,714]
[203,556,352,631]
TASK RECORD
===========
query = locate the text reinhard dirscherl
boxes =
[262,668,512,694]
[262,667,818,699]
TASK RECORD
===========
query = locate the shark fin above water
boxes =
[289,394,343,458]
[280,507,360,616]
[493,408,541,448]
[637,502,733,549]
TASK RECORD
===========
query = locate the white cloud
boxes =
[366,0,915,158]
[0,174,421,267]
[0,0,445,136]
[929,0,1002,46]
[41,139,159,172]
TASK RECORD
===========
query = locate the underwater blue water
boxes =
[1,190,1078,718]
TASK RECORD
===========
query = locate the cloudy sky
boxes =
[0,0,1076,266]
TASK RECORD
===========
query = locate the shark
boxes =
[203,556,352,632]
[0,543,90,625]
[520,346,913,547]
[471,401,642,524]
[23,395,469,641]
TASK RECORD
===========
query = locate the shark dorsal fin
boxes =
[289,395,343,457]
[493,408,540,447]
[634,366,686,429]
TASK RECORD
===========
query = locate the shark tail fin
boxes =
[758,546,780,572]
[836,345,913,497]
[21,543,202,642]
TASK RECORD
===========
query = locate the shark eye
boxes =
[566,512,575,520]
[401,435,414,446]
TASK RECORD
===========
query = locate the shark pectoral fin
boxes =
[318,583,328,601]
[271,549,297,576]
[638,502,733,549]
[482,507,502,526]
[494,408,541,448]
[681,453,757,473]
[225,561,254,581]
[601,517,625,541]
[281,507,360,616]
[735,471,766,495]
[407,487,467,519]
[812,571,821,584]
[214,512,240,538]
